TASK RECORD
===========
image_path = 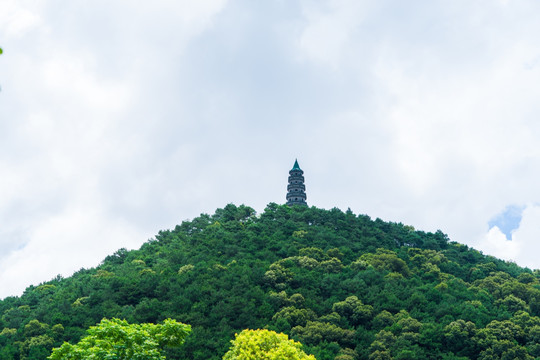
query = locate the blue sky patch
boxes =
[488,205,525,240]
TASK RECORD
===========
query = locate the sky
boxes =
[1,0,540,298]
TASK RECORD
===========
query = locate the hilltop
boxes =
[0,204,539,359]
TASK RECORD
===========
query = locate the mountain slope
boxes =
[0,204,539,360]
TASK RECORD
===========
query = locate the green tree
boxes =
[292,321,355,346]
[332,296,374,326]
[272,306,316,327]
[25,320,49,337]
[48,318,190,360]
[223,329,315,360]
[359,249,410,277]
[1,204,540,360]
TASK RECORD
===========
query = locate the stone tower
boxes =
[286,159,307,206]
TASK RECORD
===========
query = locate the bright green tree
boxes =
[48,318,190,360]
[223,329,316,360]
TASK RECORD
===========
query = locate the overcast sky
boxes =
[1,0,540,298]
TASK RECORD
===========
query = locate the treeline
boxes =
[0,203,539,359]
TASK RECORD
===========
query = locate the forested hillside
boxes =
[0,204,539,359]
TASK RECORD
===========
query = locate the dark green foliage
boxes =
[0,203,538,359]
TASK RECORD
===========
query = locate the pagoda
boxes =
[286,159,307,206]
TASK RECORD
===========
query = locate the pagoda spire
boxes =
[286,159,307,206]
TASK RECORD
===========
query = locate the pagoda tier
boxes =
[286,159,307,206]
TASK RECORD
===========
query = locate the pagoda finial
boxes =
[292,159,301,171]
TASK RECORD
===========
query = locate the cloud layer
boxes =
[1,0,540,298]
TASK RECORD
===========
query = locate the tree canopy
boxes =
[223,329,315,360]
[0,203,538,359]
[48,318,190,360]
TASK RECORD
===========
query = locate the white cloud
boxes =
[0,1,42,38]
[0,208,143,297]
[3,0,540,298]
[478,226,519,262]
[0,0,230,298]
[297,0,374,69]
[476,204,540,269]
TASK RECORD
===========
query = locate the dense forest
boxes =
[0,203,539,359]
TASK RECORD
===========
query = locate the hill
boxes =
[0,204,539,359]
